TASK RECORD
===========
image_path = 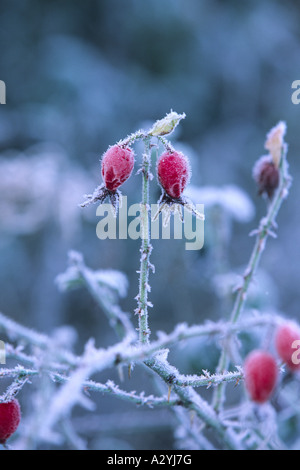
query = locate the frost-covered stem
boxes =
[213,146,291,412]
[157,135,174,152]
[231,147,290,325]
[145,356,242,450]
[0,312,78,367]
[52,374,181,407]
[118,130,145,148]
[137,136,152,344]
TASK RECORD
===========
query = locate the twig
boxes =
[212,143,292,412]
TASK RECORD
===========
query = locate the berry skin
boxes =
[157,150,190,200]
[275,324,300,372]
[101,144,135,192]
[244,350,278,404]
[0,399,21,444]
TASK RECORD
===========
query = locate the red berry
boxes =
[244,350,278,404]
[157,150,190,199]
[275,324,300,372]
[0,399,21,444]
[101,144,135,191]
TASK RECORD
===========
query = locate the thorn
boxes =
[168,385,172,403]
[234,378,240,387]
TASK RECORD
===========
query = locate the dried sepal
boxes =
[80,184,121,216]
[265,121,287,168]
[152,192,204,227]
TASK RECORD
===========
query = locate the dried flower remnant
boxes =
[252,122,287,200]
[252,155,280,199]
[149,111,186,137]
[265,121,287,168]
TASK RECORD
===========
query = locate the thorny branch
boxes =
[0,115,294,450]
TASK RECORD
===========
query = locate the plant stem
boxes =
[212,146,291,412]
[137,136,152,344]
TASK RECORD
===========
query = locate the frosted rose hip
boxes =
[0,399,21,444]
[275,324,300,371]
[101,144,135,191]
[244,350,278,404]
[157,150,190,199]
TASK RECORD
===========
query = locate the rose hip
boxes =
[157,150,190,199]
[101,144,135,192]
[244,350,278,404]
[0,399,21,444]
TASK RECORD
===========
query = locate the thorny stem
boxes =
[137,136,153,344]
[145,356,242,450]
[212,144,291,412]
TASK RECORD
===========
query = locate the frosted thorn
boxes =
[168,385,172,403]
[148,262,155,273]
[249,229,259,237]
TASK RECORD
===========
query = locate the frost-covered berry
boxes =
[157,150,190,199]
[244,350,278,404]
[101,144,135,192]
[252,155,279,199]
[0,399,21,444]
[275,324,300,372]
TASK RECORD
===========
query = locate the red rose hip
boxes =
[0,399,21,444]
[157,150,190,199]
[244,350,278,404]
[275,324,300,372]
[101,144,135,192]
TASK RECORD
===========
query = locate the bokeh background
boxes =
[0,0,300,449]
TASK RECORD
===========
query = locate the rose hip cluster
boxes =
[81,142,192,212]
[244,322,300,404]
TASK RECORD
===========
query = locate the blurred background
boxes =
[0,0,300,449]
